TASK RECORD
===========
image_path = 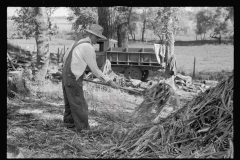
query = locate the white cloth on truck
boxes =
[154,44,166,64]
[153,44,161,64]
[160,45,166,57]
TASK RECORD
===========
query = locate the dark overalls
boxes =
[62,41,90,131]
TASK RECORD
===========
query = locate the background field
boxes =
[8,38,233,75]
[7,17,234,78]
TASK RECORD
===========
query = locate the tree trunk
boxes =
[168,32,175,58]
[133,33,135,41]
[34,7,50,83]
[157,34,163,42]
[196,35,198,41]
[163,7,177,90]
[129,27,134,40]
[117,23,128,48]
[141,19,146,42]
[98,7,110,39]
[218,34,221,44]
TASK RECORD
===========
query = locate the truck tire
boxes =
[141,70,149,82]
[124,67,142,80]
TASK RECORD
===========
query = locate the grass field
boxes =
[8,38,234,76]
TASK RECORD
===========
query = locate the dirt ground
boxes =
[7,78,197,158]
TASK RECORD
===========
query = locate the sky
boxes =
[7,7,193,17]
[7,7,69,17]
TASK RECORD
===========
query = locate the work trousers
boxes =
[62,75,90,131]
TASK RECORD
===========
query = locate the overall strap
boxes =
[63,41,90,67]
[70,41,90,53]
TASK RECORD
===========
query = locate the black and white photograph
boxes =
[7,6,233,158]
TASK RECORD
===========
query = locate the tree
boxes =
[11,7,58,40]
[98,7,117,39]
[195,8,216,40]
[154,7,186,90]
[150,20,164,41]
[50,23,59,36]
[175,13,192,36]
[210,7,234,44]
[194,7,234,44]
[67,7,98,32]
[138,7,156,42]
[129,22,138,41]
[11,7,58,83]
[225,7,234,22]
[34,7,50,83]
[67,7,134,47]
[151,7,185,41]
[128,8,140,41]
[11,7,36,39]
[115,6,133,48]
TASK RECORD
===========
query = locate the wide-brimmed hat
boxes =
[85,24,107,40]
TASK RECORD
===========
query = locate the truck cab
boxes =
[95,39,118,68]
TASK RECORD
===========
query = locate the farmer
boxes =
[62,24,119,131]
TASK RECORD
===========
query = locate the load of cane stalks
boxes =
[132,82,176,123]
[97,73,233,158]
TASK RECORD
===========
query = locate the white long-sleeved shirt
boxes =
[63,37,110,82]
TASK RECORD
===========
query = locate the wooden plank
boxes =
[7,53,16,70]
[107,51,156,54]
[83,79,143,95]
[110,63,161,67]
[138,53,140,65]
[117,52,118,64]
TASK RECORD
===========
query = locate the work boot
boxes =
[64,122,75,128]
[65,125,91,133]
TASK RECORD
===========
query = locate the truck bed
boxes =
[106,47,160,65]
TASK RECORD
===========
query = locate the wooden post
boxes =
[193,57,196,79]
[57,48,60,66]
[64,45,65,54]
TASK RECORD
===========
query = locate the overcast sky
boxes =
[7,7,193,17]
[7,7,69,17]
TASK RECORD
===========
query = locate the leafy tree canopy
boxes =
[11,7,58,39]
[194,7,234,39]
[67,7,98,32]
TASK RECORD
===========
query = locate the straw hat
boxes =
[85,24,107,40]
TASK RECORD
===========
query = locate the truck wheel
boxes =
[124,67,142,80]
[141,70,149,82]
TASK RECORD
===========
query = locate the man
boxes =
[62,24,119,132]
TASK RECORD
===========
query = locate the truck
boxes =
[92,39,164,81]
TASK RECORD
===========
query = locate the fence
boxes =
[8,42,67,69]
[50,45,67,68]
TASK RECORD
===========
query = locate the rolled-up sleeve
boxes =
[80,43,111,82]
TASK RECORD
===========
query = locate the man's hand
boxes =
[108,80,119,89]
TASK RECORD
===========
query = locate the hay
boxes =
[96,73,233,158]
[132,82,175,123]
